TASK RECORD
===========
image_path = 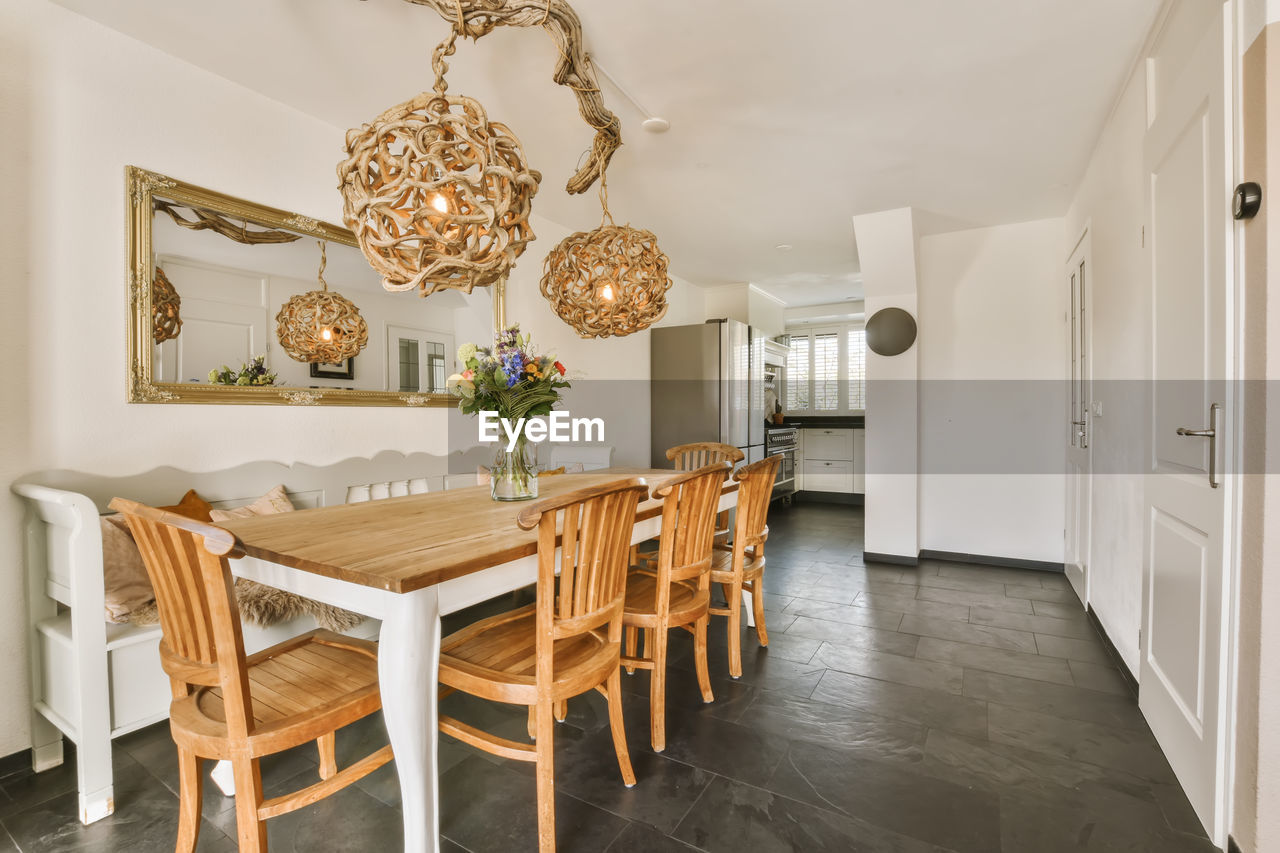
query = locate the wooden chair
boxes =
[621,463,730,752]
[107,498,392,853]
[665,441,745,471]
[436,479,648,853]
[708,455,782,678]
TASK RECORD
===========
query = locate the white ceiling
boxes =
[53,0,1159,304]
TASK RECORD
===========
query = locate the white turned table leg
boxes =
[743,590,756,628]
[379,586,442,853]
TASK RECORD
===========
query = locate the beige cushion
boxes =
[101,515,155,624]
[209,484,294,522]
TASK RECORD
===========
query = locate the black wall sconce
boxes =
[865,307,917,356]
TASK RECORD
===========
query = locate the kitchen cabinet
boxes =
[799,427,856,494]
[794,425,865,496]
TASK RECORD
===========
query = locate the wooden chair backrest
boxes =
[731,455,782,551]
[665,442,745,471]
[517,479,648,656]
[108,497,257,738]
[653,463,731,588]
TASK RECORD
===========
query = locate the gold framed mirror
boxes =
[126,166,495,407]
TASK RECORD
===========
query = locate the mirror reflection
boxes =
[149,195,459,394]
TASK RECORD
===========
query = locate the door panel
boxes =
[1140,1,1228,840]
[1065,236,1091,602]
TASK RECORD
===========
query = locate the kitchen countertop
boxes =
[774,416,865,429]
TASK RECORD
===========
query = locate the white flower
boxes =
[457,343,478,363]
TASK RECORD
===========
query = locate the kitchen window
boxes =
[784,322,865,414]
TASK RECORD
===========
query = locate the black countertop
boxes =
[775,416,865,429]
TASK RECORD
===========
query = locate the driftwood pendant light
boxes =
[151,266,182,343]
[276,241,370,363]
[540,175,671,338]
[337,30,541,297]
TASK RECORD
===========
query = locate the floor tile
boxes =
[439,756,629,853]
[672,775,955,853]
[853,591,971,623]
[1001,584,1082,604]
[999,786,1218,853]
[542,725,716,835]
[655,710,789,788]
[936,564,1045,588]
[606,821,703,852]
[3,752,235,853]
[767,739,1002,853]
[1034,633,1113,665]
[1030,598,1088,619]
[968,606,1097,640]
[897,614,1038,654]
[811,669,989,737]
[1069,660,1135,697]
[961,669,1147,730]
[986,703,1177,783]
[735,689,927,760]
[814,642,964,694]
[783,616,917,654]
[783,599,904,630]
[914,637,1075,685]
[913,585,1034,613]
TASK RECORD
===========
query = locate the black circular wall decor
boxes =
[1233,181,1262,220]
[865,307,917,356]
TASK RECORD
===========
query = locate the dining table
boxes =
[218,466,740,853]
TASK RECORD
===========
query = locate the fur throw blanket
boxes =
[129,579,364,633]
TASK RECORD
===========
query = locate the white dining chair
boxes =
[548,445,614,471]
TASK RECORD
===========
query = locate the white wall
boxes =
[1062,61,1149,673]
[0,0,697,757]
[917,219,1067,565]
[853,208,921,560]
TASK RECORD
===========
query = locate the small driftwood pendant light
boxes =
[276,241,369,363]
[337,29,541,297]
[540,175,671,338]
[152,266,182,343]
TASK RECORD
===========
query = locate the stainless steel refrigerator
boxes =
[650,319,765,467]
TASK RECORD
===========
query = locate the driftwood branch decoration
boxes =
[153,199,303,245]
[151,267,182,343]
[401,0,622,195]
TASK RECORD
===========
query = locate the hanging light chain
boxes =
[432,27,459,96]
[316,240,329,292]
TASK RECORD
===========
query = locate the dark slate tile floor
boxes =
[0,503,1218,852]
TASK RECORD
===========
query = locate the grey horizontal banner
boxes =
[440,380,1280,475]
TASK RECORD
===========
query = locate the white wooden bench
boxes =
[11,450,457,825]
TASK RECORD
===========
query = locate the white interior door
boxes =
[386,325,455,394]
[152,258,268,383]
[1140,1,1230,840]
[1065,232,1091,602]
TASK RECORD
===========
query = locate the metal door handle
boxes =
[1176,402,1220,488]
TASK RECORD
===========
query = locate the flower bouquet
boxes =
[448,325,570,500]
[208,355,277,387]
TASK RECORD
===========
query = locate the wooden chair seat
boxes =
[439,605,619,705]
[710,547,764,582]
[169,631,380,758]
[624,571,708,625]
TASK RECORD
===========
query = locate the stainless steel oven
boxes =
[766,427,797,502]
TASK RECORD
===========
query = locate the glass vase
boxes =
[491,435,538,501]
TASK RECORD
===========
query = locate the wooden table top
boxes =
[221,468,732,594]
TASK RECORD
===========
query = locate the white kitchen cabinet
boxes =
[805,428,854,461]
[800,427,855,493]
[803,459,853,492]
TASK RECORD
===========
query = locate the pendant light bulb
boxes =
[600,283,615,302]
[429,192,449,214]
